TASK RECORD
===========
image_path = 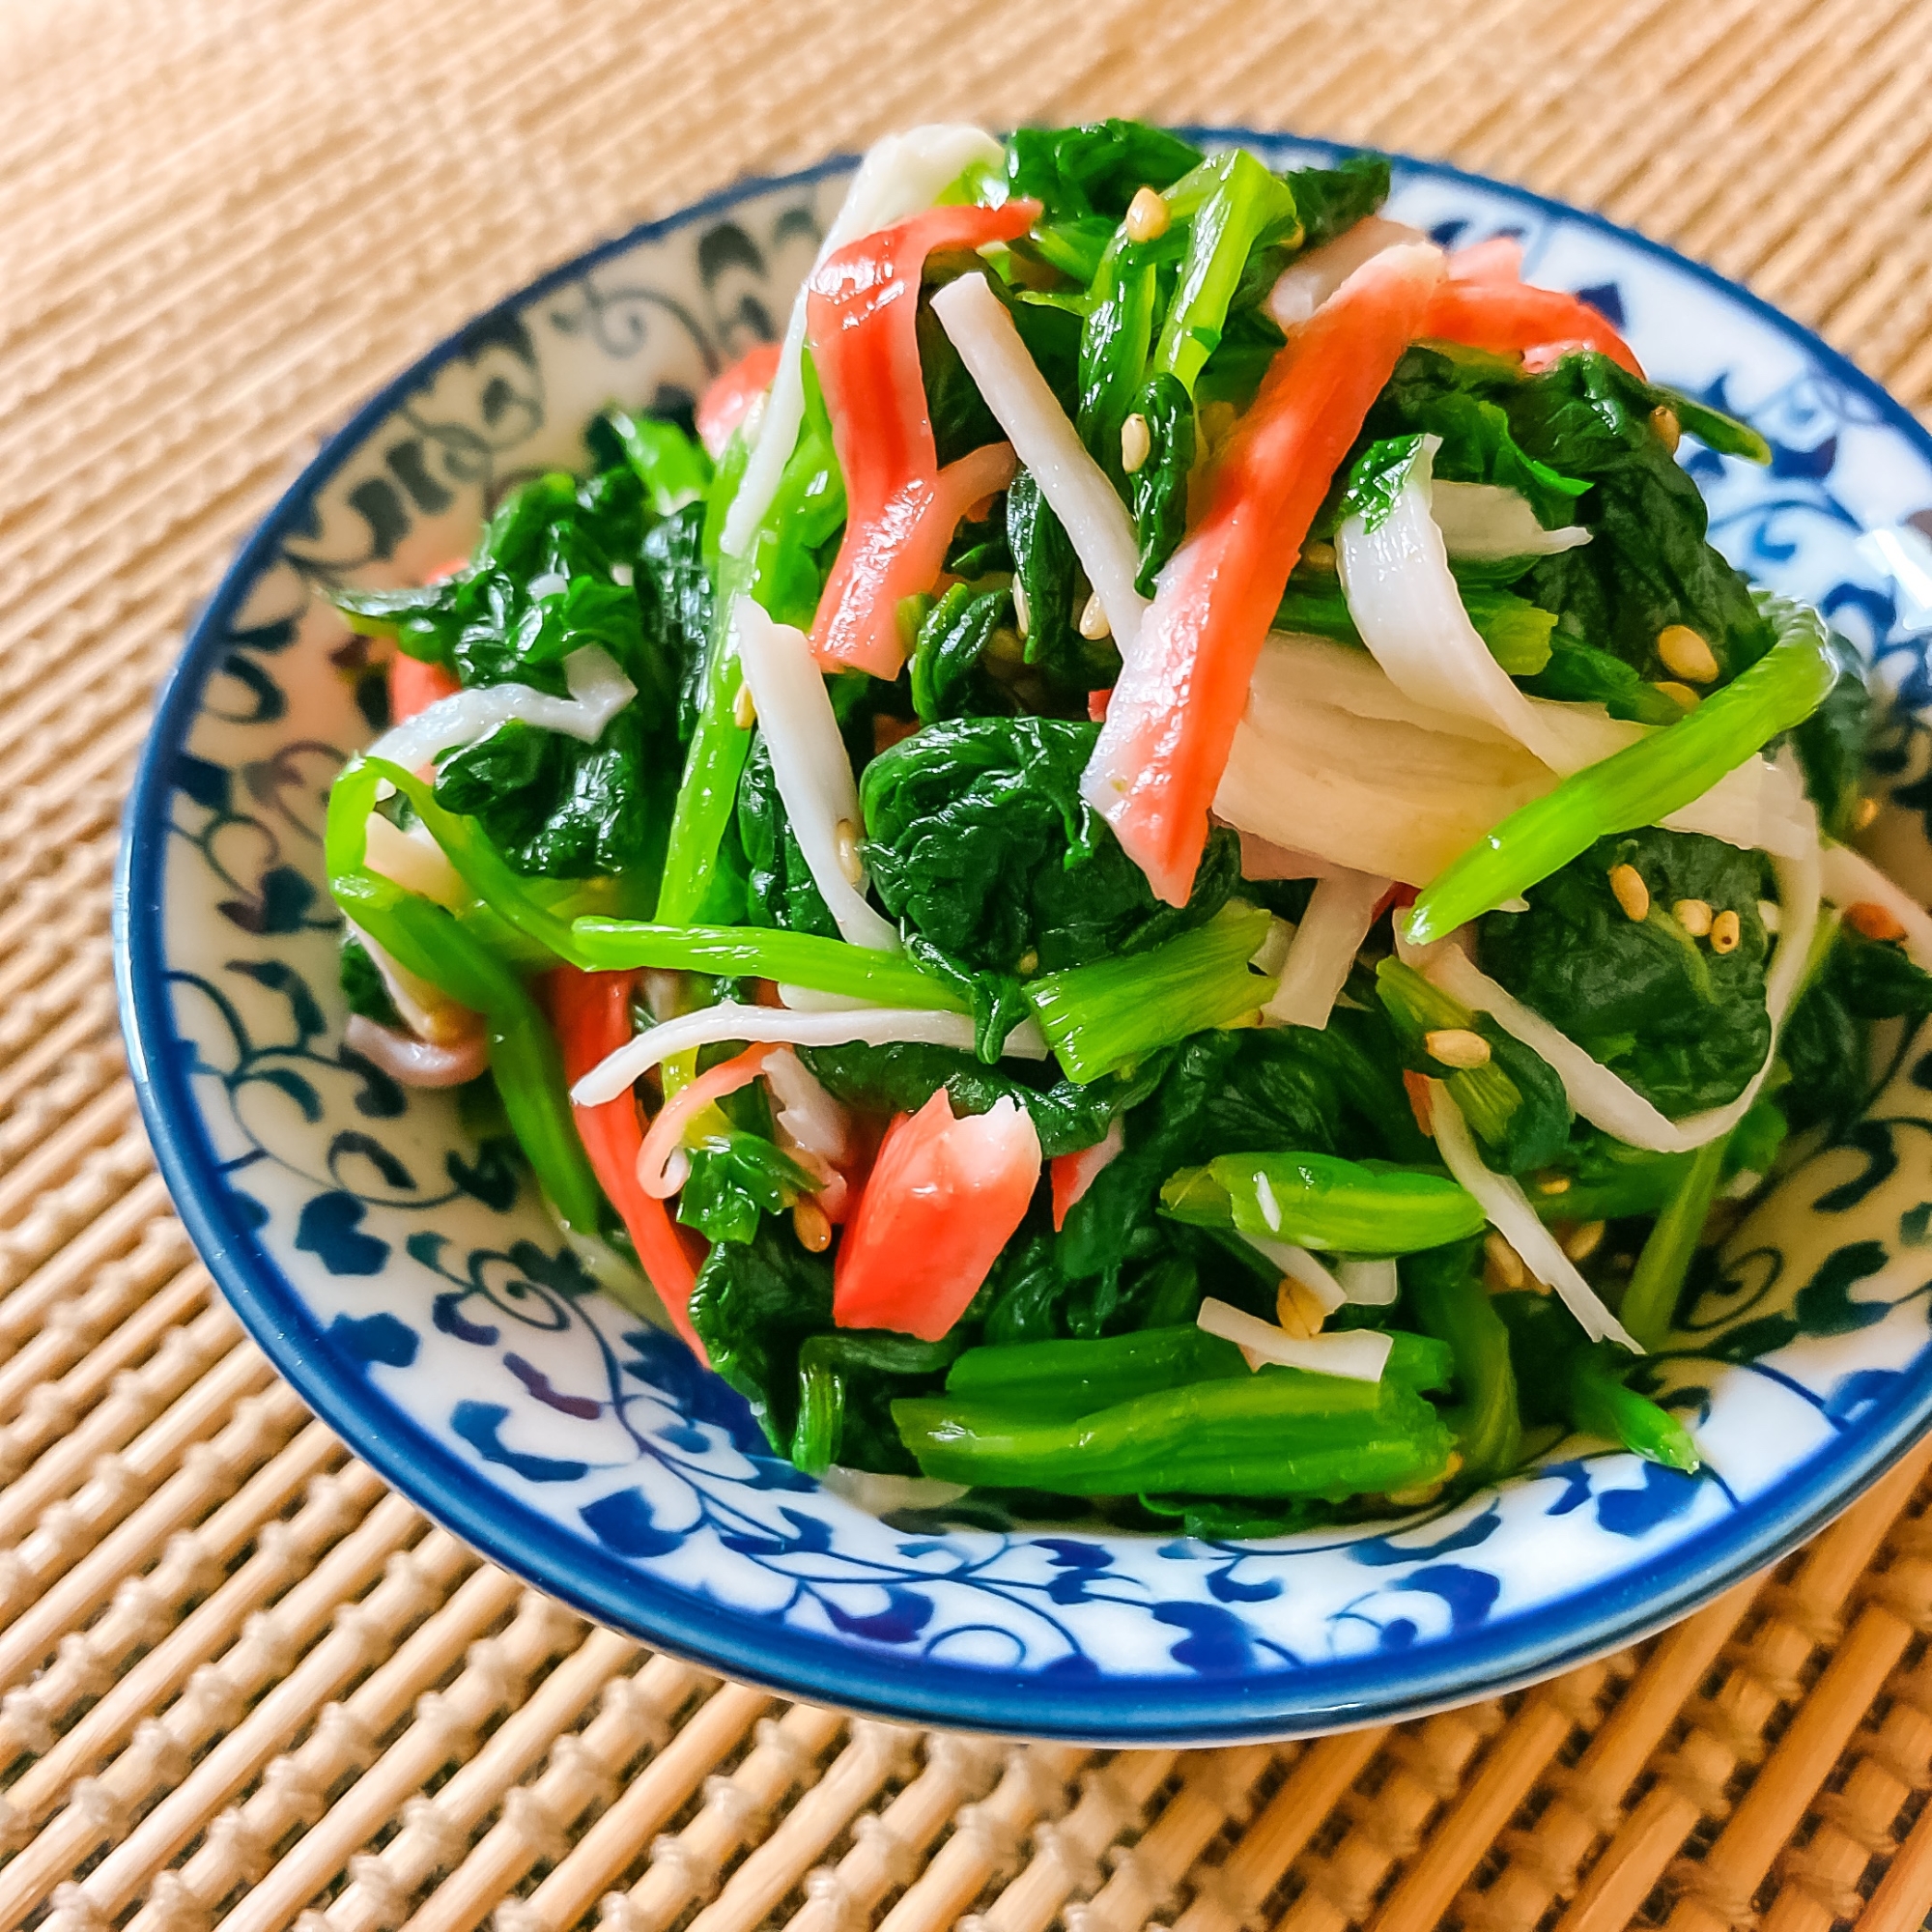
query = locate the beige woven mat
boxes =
[10,0,1932,1926]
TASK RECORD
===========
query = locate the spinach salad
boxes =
[325,121,1932,1536]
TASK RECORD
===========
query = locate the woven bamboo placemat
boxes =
[10,0,1932,1924]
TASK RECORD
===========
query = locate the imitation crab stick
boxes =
[1423,272,1642,375]
[549,966,706,1357]
[832,1090,1042,1341]
[388,654,461,724]
[696,340,783,457]
[805,199,1037,677]
[1081,242,1445,907]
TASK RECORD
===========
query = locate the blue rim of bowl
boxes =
[115,131,1932,1745]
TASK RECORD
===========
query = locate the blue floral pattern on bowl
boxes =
[116,134,1932,1743]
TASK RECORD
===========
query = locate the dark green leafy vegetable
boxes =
[1522,639,1687,724]
[1363,345,1590,527]
[1375,959,1571,1174]
[862,715,1240,987]
[791,1331,962,1476]
[1477,828,1773,1114]
[1005,119,1206,225]
[1507,355,1776,680]
[610,407,713,514]
[1780,923,1932,1133]
[636,503,714,744]
[1402,1239,1521,1485]
[435,711,673,886]
[908,583,1017,724]
[1008,469,1115,695]
[677,1110,815,1246]
[1280,153,1392,253]
[1792,631,1873,839]
[737,731,837,938]
[797,1039,1162,1158]
[1492,1293,1699,1471]
[339,936,401,1029]
[686,1219,834,1451]
[1129,371,1195,593]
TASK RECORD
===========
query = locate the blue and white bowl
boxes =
[116,133,1932,1744]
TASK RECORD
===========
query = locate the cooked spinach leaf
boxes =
[737,729,837,937]
[340,935,401,1028]
[687,1219,833,1450]
[1477,827,1774,1114]
[909,583,1017,724]
[797,1038,1164,1157]
[434,708,673,885]
[861,715,1240,981]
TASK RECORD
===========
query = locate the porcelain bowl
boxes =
[117,132,1932,1743]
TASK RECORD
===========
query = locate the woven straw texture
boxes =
[11,0,1932,1924]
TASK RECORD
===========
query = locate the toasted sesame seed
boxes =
[1302,539,1337,573]
[1485,1230,1527,1292]
[1657,623,1719,683]
[834,818,864,887]
[1078,591,1112,640]
[1609,863,1651,923]
[732,680,757,730]
[1124,185,1171,242]
[1653,678,1702,710]
[1536,1172,1573,1196]
[1710,908,1742,954]
[1121,412,1151,475]
[1673,896,1714,937]
[1275,1275,1327,1340]
[1011,576,1031,639]
[1854,794,1881,832]
[1845,899,1909,943]
[793,1198,833,1253]
[1425,1027,1492,1069]
[1015,949,1039,977]
[1650,404,1682,454]
[1562,1218,1607,1263]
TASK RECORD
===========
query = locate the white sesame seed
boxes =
[1657,624,1719,683]
[1424,1027,1492,1069]
[1609,864,1650,923]
[1123,185,1170,242]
